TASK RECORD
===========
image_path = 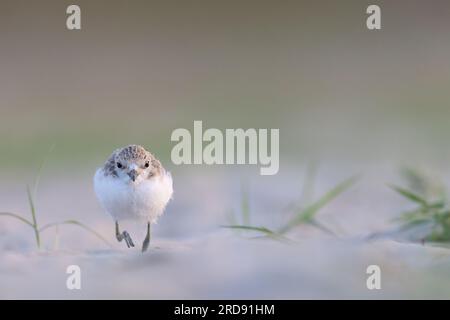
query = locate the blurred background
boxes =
[1,0,450,171]
[1,0,450,299]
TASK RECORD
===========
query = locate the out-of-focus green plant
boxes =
[0,147,111,250]
[391,167,450,242]
[222,164,358,241]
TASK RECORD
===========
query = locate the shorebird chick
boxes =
[94,145,173,252]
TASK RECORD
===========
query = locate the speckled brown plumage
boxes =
[104,155,118,177]
[149,158,162,178]
[102,145,164,179]
[116,145,148,162]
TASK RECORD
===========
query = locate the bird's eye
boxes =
[144,162,149,168]
[117,162,123,169]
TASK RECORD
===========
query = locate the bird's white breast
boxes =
[94,169,173,223]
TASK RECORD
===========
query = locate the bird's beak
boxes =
[128,169,138,182]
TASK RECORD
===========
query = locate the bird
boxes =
[94,145,173,252]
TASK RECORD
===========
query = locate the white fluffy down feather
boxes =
[94,168,173,224]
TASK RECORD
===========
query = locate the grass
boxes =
[222,165,358,240]
[390,167,450,242]
[0,147,111,250]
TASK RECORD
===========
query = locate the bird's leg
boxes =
[142,222,151,252]
[115,221,134,248]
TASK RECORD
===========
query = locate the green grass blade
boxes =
[426,201,446,209]
[394,210,431,224]
[222,224,294,242]
[26,185,41,248]
[248,233,294,243]
[0,212,34,227]
[400,167,446,202]
[221,224,276,235]
[278,176,358,234]
[389,184,428,206]
[27,185,37,226]
[400,167,428,196]
[33,144,55,198]
[39,220,112,247]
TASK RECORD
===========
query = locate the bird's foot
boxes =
[123,231,135,248]
[116,221,135,248]
[142,235,150,252]
[141,222,151,253]
[116,230,135,248]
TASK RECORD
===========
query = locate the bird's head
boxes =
[113,145,161,184]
